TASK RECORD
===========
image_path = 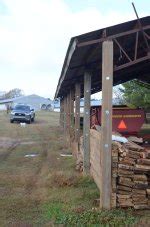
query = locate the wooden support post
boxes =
[64,96,67,134]
[70,89,75,140]
[100,41,113,209]
[60,98,64,127]
[83,71,91,174]
[66,93,70,140]
[75,83,81,143]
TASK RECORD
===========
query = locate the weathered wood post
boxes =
[64,96,67,135]
[83,71,91,174]
[75,83,81,144]
[60,97,64,127]
[70,89,75,141]
[100,40,113,209]
[66,93,70,142]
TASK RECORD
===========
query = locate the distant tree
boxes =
[120,80,150,110]
[113,85,125,105]
[4,88,24,99]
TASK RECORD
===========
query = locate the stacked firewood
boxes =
[75,136,84,172]
[112,141,150,209]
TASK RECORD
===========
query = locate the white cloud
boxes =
[0,0,148,97]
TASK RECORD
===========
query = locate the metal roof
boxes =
[55,16,150,98]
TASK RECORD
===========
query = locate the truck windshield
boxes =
[14,105,30,111]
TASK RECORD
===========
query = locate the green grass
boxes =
[0,111,149,226]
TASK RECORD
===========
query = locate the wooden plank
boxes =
[90,129,101,141]
[90,166,101,190]
[100,41,113,210]
[83,71,91,174]
[75,83,81,144]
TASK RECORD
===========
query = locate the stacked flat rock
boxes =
[112,141,150,209]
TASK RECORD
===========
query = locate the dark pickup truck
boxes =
[10,104,35,124]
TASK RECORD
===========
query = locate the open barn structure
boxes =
[55,16,150,209]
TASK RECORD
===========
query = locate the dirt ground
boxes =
[0,111,149,226]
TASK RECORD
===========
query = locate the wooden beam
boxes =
[114,55,150,71]
[77,25,150,47]
[83,71,91,174]
[100,41,113,209]
[75,83,81,143]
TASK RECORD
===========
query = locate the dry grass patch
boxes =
[0,111,149,226]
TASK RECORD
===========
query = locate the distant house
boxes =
[0,94,53,111]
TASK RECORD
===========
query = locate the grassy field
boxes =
[0,111,149,226]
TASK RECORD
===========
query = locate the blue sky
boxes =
[0,0,149,98]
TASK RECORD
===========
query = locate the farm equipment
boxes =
[90,106,145,137]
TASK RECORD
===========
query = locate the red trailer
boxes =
[91,106,145,136]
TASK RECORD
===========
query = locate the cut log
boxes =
[133,182,148,190]
[137,158,150,165]
[117,194,131,199]
[118,200,133,207]
[118,177,134,187]
[128,136,143,144]
[146,151,150,159]
[132,194,146,199]
[111,193,116,208]
[119,159,135,166]
[117,185,132,192]
[133,199,148,205]
[135,164,150,171]
[124,141,145,151]
[112,156,118,163]
[117,190,132,195]
[112,177,117,192]
[118,164,134,171]
[134,205,150,210]
[127,150,141,157]
[127,153,140,160]
[140,152,148,159]
[133,174,147,182]
[112,162,118,168]
[118,168,134,177]
[146,189,150,195]
[112,168,118,177]
[132,189,146,195]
